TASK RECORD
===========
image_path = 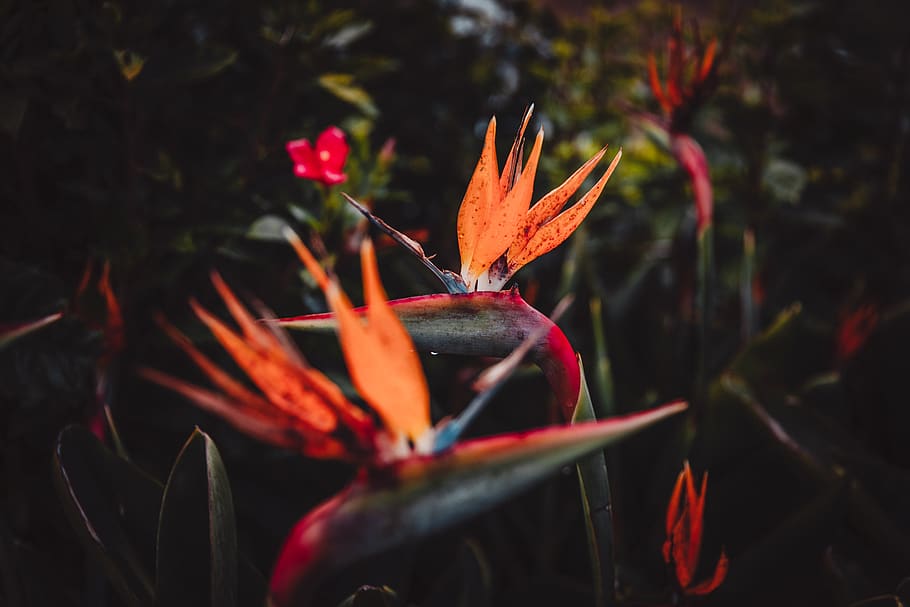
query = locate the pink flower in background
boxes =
[286,127,349,185]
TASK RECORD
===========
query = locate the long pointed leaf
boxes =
[571,358,614,607]
[278,290,581,418]
[269,400,687,606]
[53,426,161,607]
[156,429,238,607]
[54,426,266,607]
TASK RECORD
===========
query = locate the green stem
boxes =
[694,223,714,414]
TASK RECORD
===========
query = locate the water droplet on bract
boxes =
[429,351,439,356]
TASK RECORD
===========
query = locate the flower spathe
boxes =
[286,126,350,185]
[142,235,431,463]
[663,461,728,597]
[457,108,621,291]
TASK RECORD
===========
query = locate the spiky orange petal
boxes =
[663,465,687,563]
[500,106,534,197]
[468,128,543,286]
[190,299,339,432]
[697,39,718,84]
[327,239,431,442]
[139,367,348,459]
[508,146,607,260]
[285,228,331,291]
[156,313,275,414]
[686,550,729,596]
[648,54,672,114]
[457,118,500,289]
[506,149,621,275]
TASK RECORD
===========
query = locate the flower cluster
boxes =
[663,461,729,597]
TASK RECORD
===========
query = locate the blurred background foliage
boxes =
[3,0,910,605]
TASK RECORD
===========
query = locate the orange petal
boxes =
[500,106,534,197]
[509,146,607,260]
[285,228,331,291]
[210,272,284,354]
[468,127,544,288]
[698,38,718,84]
[190,299,339,433]
[457,117,500,288]
[506,148,621,275]
[686,550,729,596]
[681,462,703,576]
[664,465,687,559]
[155,313,275,414]
[671,505,695,589]
[139,367,347,459]
[648,54,672,114]
[98,261,125,353]
[328,239,431,442]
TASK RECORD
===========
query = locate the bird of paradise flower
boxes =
[664,461,728,598]
[142,230,686,605]
[345,106,621,293]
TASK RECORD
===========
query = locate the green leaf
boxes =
[53,425,162,607]
[571,358,614,607]
[278,290,582,418]
[318,74,378,117]
[247,215,291,241]
[156,429,238,607]
[269,400,687,606]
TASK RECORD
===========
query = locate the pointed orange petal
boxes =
[329,239,430,442]
[285,228,330,291]
[210,272,283,354]
[686,550,729,596]
[190,300,339,432]
[98,261,124,352]
[648,54,672,114]
[468,128,543,287]
[457,117,500,289]
[506,148,621,276]
[500,106,534,196]
[76,260,93,299]
[138,367,348,459]
[99,262,122,324]
[509,146,607,260]
[665,465,687,544]
[155,313,275,414]
[671,505,695,589]
[682,462,703,575]
[697,38,717,84]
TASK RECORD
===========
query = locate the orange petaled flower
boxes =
[143,234,432,464]
[457,107,621,291]
[663,461,728,597]
[647,6,718,125]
